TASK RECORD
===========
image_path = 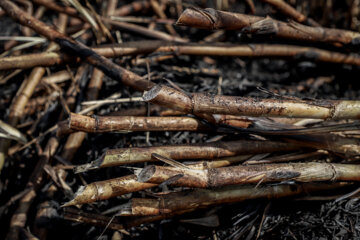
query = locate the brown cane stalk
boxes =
[62,175,157,207]
[143,84,360,120]
[176,8,360,47]
[63,155,250,206]
[61,68,104,162]
[284,134,360,158]
[42,70,72,85]
[66,112,215,133]
[113,0,150,16]
[103,18,187,42]
[4,41,360,70]
[118,183,345,216]
[60,113,253,135]
[260,0,319,26]
[74,140,300,172]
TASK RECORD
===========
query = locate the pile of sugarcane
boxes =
[2,0,360,239]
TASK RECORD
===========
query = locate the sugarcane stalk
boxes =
[103,18,188,42]
[61,112,253,134]
[143,84,360,120]
[74,140,300,172]
[176,8,360,47]
[67,113,211,133]
[64,155,250,206]
[260,0,319,26]
[284,134,360,157]
[138,162,360,188]
[61,175,157,207]
[4,41,360,70]
[119,183,345,216]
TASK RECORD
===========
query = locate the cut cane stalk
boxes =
[118,183,345,216]
[138,162,360,188]
[3,42,360,70]
[176,7,360,47]
[260,0,319,26]
[65,155,250,206]
[74,140,300,172]
[143,84,360,120]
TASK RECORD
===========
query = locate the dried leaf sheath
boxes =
[121,183,344,216]
[143,85,360,119]
[138,163,360,188]
[74,140,299,172]
[177,8,360,47]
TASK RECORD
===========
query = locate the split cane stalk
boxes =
[60,112,252,135]
[176,8,360,47]
[64,155,250,206]
[138,162,360,188]
[4,41,360,70]
[74,140,300,172]
[103,18,188,42]
[143,84,360,120]
[118,183,345,216]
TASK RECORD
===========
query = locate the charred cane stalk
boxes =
[176,7,360,47]
[118,183,345,216]
[138,162,360,188]
[143,85,360,120]
[64,155,250,206]
[74,140,299,172]
[260,0,319,26]
[4,41,360,70]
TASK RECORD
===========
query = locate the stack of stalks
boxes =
[1,0,360,238]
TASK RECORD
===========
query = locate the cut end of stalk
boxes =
[61,185,86,207]
[176,8,216,29]
[73,157,102,173]
[142,85,162,102]
[137,165,156,182]
[61,199,76,208]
